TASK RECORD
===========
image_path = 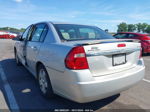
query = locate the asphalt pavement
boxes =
[0,39,150,112]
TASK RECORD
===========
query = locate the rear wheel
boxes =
[14,50,22,66]
[38,64,54,98]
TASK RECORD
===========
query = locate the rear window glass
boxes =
[54,24,114,41]
[114,33,128,39]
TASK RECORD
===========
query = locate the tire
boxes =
[37,64,54,98]
[14,50,22,66]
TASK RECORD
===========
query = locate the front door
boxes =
[25,23,48,75]
[18,26,33,65]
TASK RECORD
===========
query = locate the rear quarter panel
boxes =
[36,43,72,72]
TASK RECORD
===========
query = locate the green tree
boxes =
[20,28,25,32]
[117,22,128,32]
[141,23,148,33]
[127,24,136,32]
[0,27,25,32]
[136,23,143,32]
[145,25,150,33]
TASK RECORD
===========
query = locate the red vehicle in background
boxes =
[114,32,150,54]
[0,31,17,39]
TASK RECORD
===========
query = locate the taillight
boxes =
[117,43,126,47]
[65,46,89,70]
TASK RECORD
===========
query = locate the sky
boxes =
[0,0,150,32]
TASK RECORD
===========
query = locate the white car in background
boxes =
[14,22,145,103]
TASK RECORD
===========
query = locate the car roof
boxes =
[34,21,96,27]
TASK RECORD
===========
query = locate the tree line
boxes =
[117,22,150,33]
[0,27,25,33]
[1,23,150,34]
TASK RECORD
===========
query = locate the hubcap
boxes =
[39,69,48,94]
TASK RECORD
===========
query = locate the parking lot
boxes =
[0,39,150,112]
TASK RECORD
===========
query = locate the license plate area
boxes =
[112,53,127,66]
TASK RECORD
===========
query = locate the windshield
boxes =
[54,24,114,41]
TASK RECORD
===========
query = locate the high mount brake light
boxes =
[117,43,126,47]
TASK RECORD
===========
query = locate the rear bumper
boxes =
[49,59,145,103]
[73,64,145,103]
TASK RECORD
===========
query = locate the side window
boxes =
[40,25,48,42]
[30,24,47,42]
[114,34,128,39]
[128,34,136,38]
[21,26,31,41]
[27,25,34,40]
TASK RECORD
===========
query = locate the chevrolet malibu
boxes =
[14,22,145,103]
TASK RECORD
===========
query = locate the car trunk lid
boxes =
[82,40,141,77]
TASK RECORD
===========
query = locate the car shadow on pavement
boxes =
[0,59,120,112]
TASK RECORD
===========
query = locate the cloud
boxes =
[119,5,150,22]
[127,8,150,21]
[13,0,23,3]
[129,13,150,21]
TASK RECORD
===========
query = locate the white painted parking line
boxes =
[0,64,20,112]
[0,91,9,110]
[143,78,150,83]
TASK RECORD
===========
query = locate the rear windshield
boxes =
[54,24,114,41]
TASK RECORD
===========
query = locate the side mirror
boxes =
[12,35,22,41]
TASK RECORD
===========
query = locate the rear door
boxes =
[25,23,48,74]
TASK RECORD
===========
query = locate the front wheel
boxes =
[38,64,54,98]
